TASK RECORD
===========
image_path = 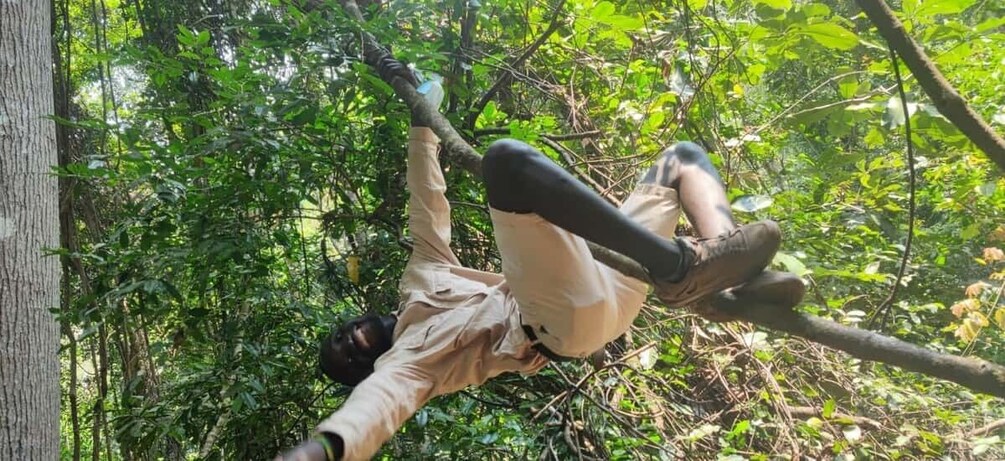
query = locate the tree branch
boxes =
[855,0,1005,172]
[968,418,1005,438]
[868,48,917,331]
[337,0,1005,399]
[463,0,567,130]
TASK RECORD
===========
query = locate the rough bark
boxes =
[855,0,1005,172]
[337,1,1005,399]
[0,0,62,458]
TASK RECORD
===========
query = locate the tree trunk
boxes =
[0,0,62,459]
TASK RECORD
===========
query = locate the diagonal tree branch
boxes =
[855,0,1005,172]
[337,0,1005,399]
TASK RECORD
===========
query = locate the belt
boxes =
[521,324,577,362]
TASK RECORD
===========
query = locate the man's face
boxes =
[320,313,394,386]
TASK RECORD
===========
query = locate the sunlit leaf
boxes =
[842,425,862,442]
[684,424,720,441]
[773,252,809,276]
[799,23,859,50]
[753,0,791,10]
[731,194,774,212]
[823,399,836,418]
[993,309,1005,329]
[915,0,977,18]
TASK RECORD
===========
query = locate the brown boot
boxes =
[651,220,782,308]
[691,270,806,322]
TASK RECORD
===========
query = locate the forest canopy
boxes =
[47,0,1005,459]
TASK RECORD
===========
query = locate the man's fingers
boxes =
[376,55,418,86]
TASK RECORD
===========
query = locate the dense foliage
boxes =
[55,0,1005,459]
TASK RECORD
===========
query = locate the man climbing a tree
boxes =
[278,56,805,461]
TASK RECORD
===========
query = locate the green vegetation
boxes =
[54,0,1005,459]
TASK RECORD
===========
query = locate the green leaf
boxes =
[592,1,615,18]
[915,0,977,18]
[838,76,859,99]
[753,0,791,10]
[799,23,859,50]
[773,252,809,277]
[961,223,981,240]
[823,399,836,418]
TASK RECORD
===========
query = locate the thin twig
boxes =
[868,47,917,332]
[464,0,568,130]
[540,136,622,207]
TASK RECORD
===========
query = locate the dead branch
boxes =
[968,418,1005,438]
[787,406,883,430]
[855,0,1005,172]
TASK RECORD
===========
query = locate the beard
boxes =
[352,313,394,360]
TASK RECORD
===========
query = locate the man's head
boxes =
[319,313,397,386]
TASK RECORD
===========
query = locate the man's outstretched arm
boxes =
[277,365,435,461]
[404,125,460,265]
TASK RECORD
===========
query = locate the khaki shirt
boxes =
[316,128,549,460]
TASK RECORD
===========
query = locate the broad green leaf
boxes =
[773,252,809,277]
[802,3,831,17]
[730,420,751,436]
[799,23,859,50]
[864,127,885,148]
[838,76,859,99]
[976,16,1005,33]
[605,14,644,30]
[916,0,977,18]
[592,1,615,18]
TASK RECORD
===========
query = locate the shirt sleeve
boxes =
[315,364,435,461]
[406,127,460,266]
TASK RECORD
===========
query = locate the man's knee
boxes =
[661,141,709,166]
[643,141,716,187]
[483,139,542,211]
[483,139,539,182]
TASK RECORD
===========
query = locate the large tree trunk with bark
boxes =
[0,0,62,459]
